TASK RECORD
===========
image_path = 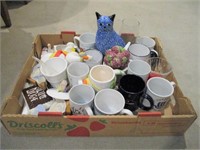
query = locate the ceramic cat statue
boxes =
[95,12,125,54]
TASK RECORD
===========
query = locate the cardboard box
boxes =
[0,32,197,136]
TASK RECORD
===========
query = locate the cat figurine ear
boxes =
[96,12,116,21]
[95,12,101,20]
[109,14,115,22]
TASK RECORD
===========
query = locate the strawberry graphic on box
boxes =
[65,124,90,137]
[90,119,107,131]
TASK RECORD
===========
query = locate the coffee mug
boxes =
[74,32,96,51]
[88,65,117,92]
[68,84,95,115]
[40,57,68,88]
[128,44,158,61]
[135,36,156,50]
[118,74,154,111]
[127,60,151,82]
[67,62,90,87]
[92,89,133,115]
[85,49,103,68]
[145,77,175,110]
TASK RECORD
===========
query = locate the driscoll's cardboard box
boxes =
[0,32,197,136]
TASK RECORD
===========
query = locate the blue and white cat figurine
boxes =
[95,12,125,54]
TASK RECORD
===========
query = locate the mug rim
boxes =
[147,77,174,98]
[40,57,68,77]
[79,32,96,44]
[67,62,90,78]
[69,84,95,105]
[119,74,146,94]
[94,89,125,115]
[128,59,151,76]
[89,65,115,83]
[136,36,156,48]
[128,44,150,57]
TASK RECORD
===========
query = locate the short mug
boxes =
[145,77,175,110]
[127,59,151,82]
[88,65,117,92]
[128,44,158,61]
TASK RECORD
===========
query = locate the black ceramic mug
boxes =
[118,74,154,111]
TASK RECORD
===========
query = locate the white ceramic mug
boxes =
[145,77,175,110]
[135,36,156,50]
[88,65,116,92]
[74,33,96,51]
[40,57,68,88]
[127,60,151,82]
[67,62,90,87]
[92,89,133,115]
[69,84,95,115]
[129,44,158,61]
[85,49,103,68]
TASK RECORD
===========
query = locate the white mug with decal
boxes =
[145,77,175,110]
[68,84,95,115]
[74,32,96,51]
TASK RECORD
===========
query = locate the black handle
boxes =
[139,94,154,111]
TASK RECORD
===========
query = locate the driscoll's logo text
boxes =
[7,121,63,129]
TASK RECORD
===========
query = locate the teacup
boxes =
[88,65,116,92]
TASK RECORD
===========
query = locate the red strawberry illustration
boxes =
[65,125,90,137]
[90,119,107,131]
[67,115,89,122]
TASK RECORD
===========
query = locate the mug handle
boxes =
[84,106,94,116]
[73,36,81,52]
[150,49,159,57]
[171,81,176,88]
[119,109,133,115]
[139,94,154,111]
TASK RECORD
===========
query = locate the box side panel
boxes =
[1,115,196,137]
